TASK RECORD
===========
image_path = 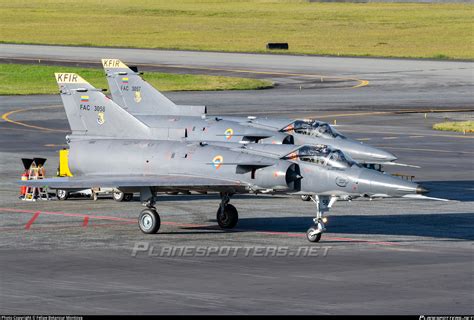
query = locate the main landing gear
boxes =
[306,195,337,243]
[139,208,161,234]
[137,190,239,234]
[216,192,238,229]
[138,188,161,234]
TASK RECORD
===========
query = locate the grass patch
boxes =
[433,121,474,133]
[0,1,473,59]
[0,63,273,95]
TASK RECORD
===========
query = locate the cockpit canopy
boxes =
[282,120,345,139]
[284,145,358,169]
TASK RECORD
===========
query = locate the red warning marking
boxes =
[0,207,134,222]
[23,221,135,232]
[83,216,89,227]
[24,211,40,230]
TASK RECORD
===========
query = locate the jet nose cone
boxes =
[358,169,419,197]
[343,139,397,162]
[368,148,397,162]
[416,185,429,194]
[378,150,398,162]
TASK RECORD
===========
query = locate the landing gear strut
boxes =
[306,195,337,243]
[138,187,161,234]
[216,192,238,229]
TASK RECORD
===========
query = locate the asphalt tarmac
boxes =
[0,45,473,314]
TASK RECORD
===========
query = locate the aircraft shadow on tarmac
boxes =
[422,181,474,202]
[177,212,474,241]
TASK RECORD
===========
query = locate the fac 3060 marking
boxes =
[79,104,106,112]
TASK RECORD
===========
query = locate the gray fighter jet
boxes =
[21,73,429,242]
[101,59,398,165]
[100,60,291,145]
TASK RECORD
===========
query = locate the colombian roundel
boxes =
[224,128,234,140]
[212,155,224,169]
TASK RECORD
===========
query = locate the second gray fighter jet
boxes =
[101,59,398,165]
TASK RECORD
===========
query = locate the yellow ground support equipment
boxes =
[58,148,73,177]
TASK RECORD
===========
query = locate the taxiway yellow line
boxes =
[352,79,370,89]
[162,63,370,89]
[0,56,370,89]
[44,144,68,147]
[1,105,68,133]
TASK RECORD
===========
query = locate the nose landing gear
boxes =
[137,190,239,234]
[306,218,326,242]
[306,195,337,242]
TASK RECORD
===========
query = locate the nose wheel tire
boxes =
[306,226,322,242]
[138,209,161,234]
[216,204,239,229]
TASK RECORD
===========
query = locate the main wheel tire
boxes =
[123,193,133,202]
[138,209,161,234]
[113,190,125,202]
[306,226,322,242]
[216,204,239,229]
[301,195,311,202]
[56,189,69,201]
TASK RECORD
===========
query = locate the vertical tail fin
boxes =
[101,58,178,115]
[55,73,150,138]
[101,58,206,116]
